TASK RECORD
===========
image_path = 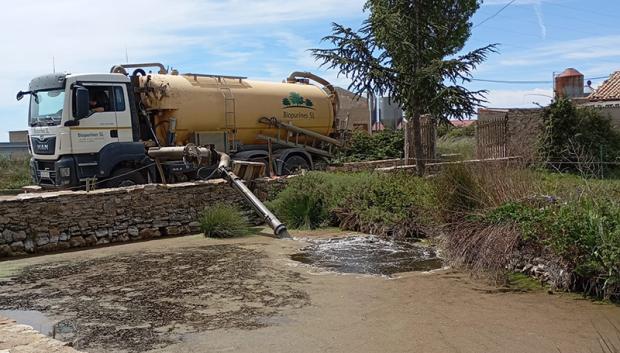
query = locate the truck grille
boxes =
[35,160,56,185]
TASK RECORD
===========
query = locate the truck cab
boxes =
[23,73,149,188]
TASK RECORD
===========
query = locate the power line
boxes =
[472,78,550,84]
[473,0,517,28]
[471,76,609,85]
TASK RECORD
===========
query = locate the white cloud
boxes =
[498,35,620,69]
[483,88,553,108]
[0,0,365,139]
[533,3,547,39]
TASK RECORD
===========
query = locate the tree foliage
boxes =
[312,0,496,174]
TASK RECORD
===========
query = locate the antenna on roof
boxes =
[52,56,56,73]
[125,47,129,63]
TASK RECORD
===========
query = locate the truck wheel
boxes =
[106,168,146,188]
[282,155,310,175]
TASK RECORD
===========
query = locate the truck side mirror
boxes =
[75,87,90,119]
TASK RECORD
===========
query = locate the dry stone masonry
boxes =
[0,179,280,258]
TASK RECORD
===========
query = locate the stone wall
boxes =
[0,179,282,258]
[505,109,544,161]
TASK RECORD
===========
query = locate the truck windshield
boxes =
[29,89,65,126]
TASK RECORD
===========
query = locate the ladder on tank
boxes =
[257,117,344,158]
[220,87,237,152]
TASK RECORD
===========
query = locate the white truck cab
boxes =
[21,72,148,187]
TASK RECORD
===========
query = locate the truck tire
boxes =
[282,155,310,175]
[106,168,146,188]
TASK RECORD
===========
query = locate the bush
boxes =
[199,203,252,238]
[334,172,439,237]
[333,129,404,163]
[266,172,353,229]
[540,98,620,174]
[267,171,439,237]
[484,197,620,300]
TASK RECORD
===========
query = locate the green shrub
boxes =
[199,203,252,238]
[335,172,439,237]
[333,129,404,163]
[484,197,620,300]
[266,172,364,229]
[267,171,439,237]
[540,98,620,174]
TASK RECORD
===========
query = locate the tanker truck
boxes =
[16,63,341,188]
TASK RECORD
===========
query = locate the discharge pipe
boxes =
[217,153,290,238]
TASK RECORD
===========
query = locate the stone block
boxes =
[36,236,50,246]
[0,244,12,256]
[69,236,86,247]
[128,227,139,237]
[84,235,97,246]
[9,241,24,252]
[24,239,34,252]
[95,229,109,238]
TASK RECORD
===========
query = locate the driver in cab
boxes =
[89,91,108,114]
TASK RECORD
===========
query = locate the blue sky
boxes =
[1,0,619,140]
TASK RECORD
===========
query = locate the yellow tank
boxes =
[138,72,337,148]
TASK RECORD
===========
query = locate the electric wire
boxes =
[473,0,517,28]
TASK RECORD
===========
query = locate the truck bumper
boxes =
[31,156,78,188]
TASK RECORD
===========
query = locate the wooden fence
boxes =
[476,115,508,159]
[403,115,437,164]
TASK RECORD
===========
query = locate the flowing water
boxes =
[291,235,442,276]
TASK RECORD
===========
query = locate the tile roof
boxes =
[450,120,476,127]
[589,71,620,101]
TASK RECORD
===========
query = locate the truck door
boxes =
[70,84,119,154]
[111,85,133,143]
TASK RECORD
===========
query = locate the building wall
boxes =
[9,130,28,143]
[585,103,620,129]
[335,87,370,131]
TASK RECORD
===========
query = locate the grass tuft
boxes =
[199,203,252,238]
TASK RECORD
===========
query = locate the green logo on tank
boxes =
[282,92,314,109]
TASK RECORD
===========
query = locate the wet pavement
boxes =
[291,235,442,276]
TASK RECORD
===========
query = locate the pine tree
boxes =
[312,0,496,175]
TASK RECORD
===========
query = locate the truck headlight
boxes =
[59,167,71,178]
